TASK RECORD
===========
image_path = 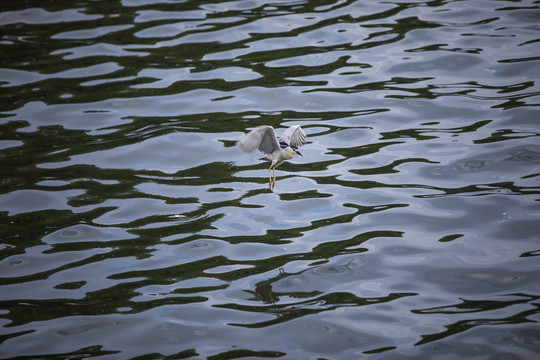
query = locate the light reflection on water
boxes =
[1,0,539,359]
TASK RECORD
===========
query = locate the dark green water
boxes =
[1,0,539,359]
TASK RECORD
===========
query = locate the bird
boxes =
[237,125,307,188]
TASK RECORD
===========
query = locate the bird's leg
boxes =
[268,161,278,189]
[267,166,274,189]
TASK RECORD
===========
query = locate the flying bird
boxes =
[237,125,307,188]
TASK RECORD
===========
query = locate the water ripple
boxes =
[1,0,539,359]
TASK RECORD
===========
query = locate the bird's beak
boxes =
[296,150,303,156]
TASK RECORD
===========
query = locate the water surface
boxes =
[1,0,540,359]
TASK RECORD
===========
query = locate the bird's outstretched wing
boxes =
[279,125,307,147]
[237,125,280,154]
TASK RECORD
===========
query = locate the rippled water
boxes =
[1,0,540,358]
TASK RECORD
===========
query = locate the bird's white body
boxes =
[237,125,307,188]
[259,146,296,167]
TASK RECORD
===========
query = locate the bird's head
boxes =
[280,142,302,158]
[291,145,302,156]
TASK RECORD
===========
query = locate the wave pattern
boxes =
[1,0,539,358]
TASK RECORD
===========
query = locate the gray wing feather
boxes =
[278,125,307,147]
[237,125,280,154]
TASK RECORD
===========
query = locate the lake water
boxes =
[1,0,539,359]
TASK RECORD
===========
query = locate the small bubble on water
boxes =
[311,264,351,276]
[191,240,213,249]
[62,229,81,237]
[8,258,28,267]
[455,160,486,171]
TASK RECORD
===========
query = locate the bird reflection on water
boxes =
[245,268,323,305]
[237,125,307,189]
